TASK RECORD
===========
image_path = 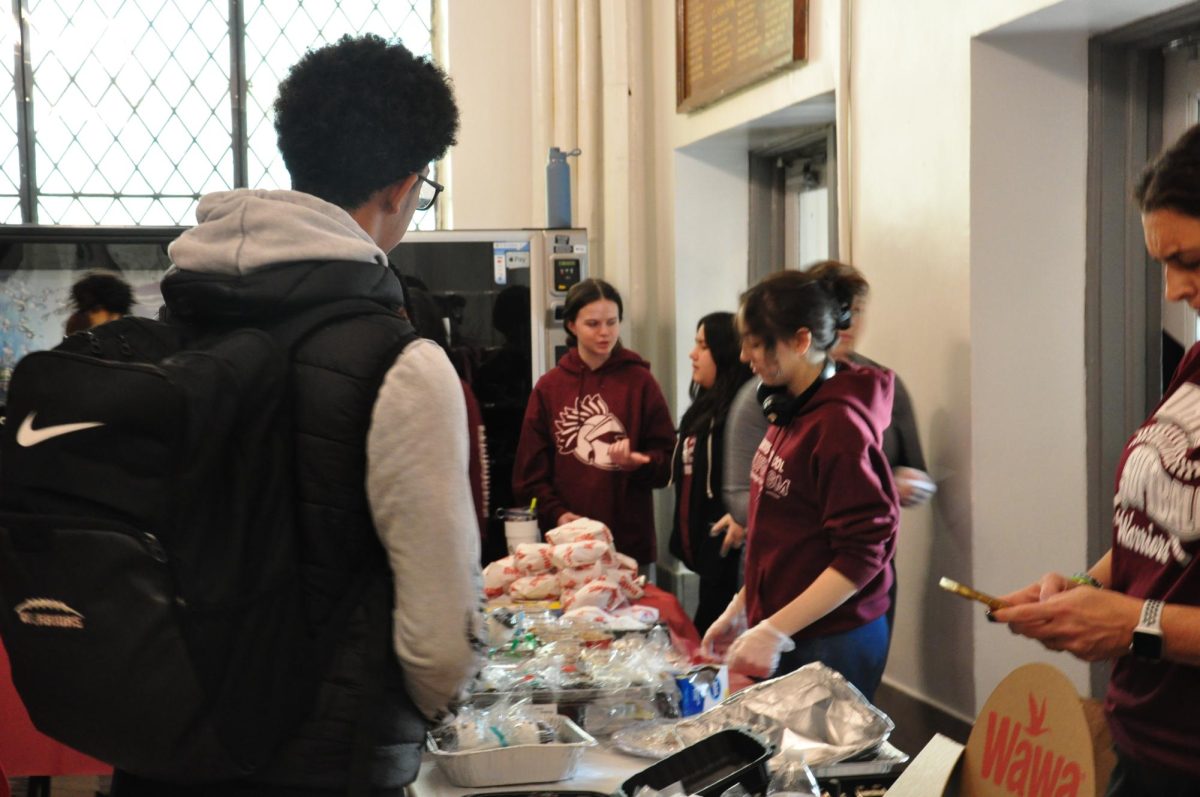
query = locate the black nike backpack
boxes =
[0,298,415,781]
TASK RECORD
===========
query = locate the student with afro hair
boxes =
[111,34,483,797]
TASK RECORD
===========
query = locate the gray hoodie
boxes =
[169,189,483,722]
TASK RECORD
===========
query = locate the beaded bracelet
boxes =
[1070,572,1103,589]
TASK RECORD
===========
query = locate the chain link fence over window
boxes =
[1,0,434,227]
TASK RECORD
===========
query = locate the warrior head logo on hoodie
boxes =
[554,394,628,470]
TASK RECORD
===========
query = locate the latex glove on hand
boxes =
[701,597,748,659]
[726,620,796,679]
[894,466,936,508]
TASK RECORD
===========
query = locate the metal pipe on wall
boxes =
[625,0,647,327]
[433,0,453,229]
[577,0,603,274]
[835,0,853,262]
[549,0,578,236]
[532,0,554,227]
[552,0,579,165]
[600,0,632,322]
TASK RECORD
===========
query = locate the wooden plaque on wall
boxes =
[676,0,807,112]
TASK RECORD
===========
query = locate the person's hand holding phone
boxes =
[938,577,1009,611]
[990,575,1140,662]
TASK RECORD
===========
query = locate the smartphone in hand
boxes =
[939,577,1009,611]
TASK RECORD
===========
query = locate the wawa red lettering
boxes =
[980,710,1084,797]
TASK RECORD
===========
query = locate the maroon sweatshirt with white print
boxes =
[1106,341,1200,777]
[744,361,899,638]
[512,346,675,564]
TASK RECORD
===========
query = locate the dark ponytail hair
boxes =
[737,267,853,353]
[1137,124,1200,216]
[805,260,870,309]
[563,278,623,346]
[679,312,752,437]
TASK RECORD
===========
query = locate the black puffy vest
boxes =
[161,260,429,790]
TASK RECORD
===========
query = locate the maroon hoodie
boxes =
[744,361,899,638]
[512,346,675,564]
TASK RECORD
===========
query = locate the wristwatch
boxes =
[1130,599,1164,660]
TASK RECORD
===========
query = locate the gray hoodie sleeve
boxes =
[883,373,928,472]
[366,339,484,722]
[723,379,769,527]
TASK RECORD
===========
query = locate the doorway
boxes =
[1087,1,1200,697]
[747,125,837,282]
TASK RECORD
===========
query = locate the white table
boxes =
[407,744,650,797]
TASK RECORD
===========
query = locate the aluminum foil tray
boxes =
[612,662,893,767]
[428,714,598,787]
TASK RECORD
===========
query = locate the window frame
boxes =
[2,0,436,227]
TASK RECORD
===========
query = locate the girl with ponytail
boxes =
[701,266,899,700]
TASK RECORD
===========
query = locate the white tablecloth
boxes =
[407,744,651,797]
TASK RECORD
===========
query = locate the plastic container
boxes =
[619,728,774,797]
[498,507,540,554]
[428,715,598,787]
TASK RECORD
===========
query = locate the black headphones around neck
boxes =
[758,358,837,426]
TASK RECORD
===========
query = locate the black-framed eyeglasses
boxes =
[415,173,444,211]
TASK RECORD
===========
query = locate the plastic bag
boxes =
[766,749,821,797]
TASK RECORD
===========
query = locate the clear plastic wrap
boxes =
[430,695,558,752]
[766,749,821,797]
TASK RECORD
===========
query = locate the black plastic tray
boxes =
[619,728,773,797]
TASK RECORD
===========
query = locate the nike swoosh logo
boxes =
[16,412,105,447]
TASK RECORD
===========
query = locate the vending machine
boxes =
[388,229,587,378]
[388,229,588,557]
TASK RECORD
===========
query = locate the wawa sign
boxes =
[961,663,1098,797]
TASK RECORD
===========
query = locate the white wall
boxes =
[442,0,534,229]
[671,142,750,411]
[441,0,1198,722]
[846,1,977,715]
[969,30,1093,699]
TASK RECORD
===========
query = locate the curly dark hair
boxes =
[70,270,134,316]
[273,34,459,209]
[65,270,134,334]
